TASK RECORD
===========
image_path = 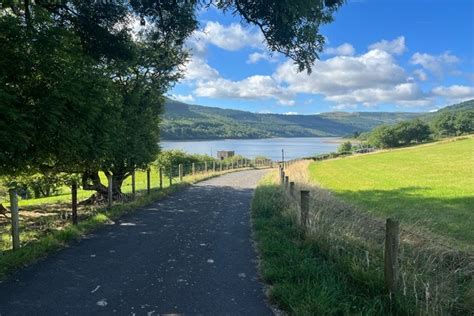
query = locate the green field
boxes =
[309,136,474,249]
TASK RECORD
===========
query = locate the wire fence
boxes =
[279,160,473,315]
[1,158,273,252]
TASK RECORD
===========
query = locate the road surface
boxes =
[0,169,273,315]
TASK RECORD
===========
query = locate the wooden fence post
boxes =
[300,190,310,228]
[71,181,78,225]
[220,161,222,172]
[290,181,295,196]
[280,171,285,185]
[384,218,400,297]
[9,189,20,250]
[205,161,208,173]
[285,176,289,189]
[213,161,216,172]
[147,168,151,195]
[107,174,113,209]
[179,164,183,182]
[131,170,136,198]
[169,167,173,186]
[192,163,195,175]
[159,167,163,189]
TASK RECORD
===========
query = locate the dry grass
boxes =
[279,160,474,314]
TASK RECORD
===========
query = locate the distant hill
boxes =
[421,99,474,120]
[160,99,473,140]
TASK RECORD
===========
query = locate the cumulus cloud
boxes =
[170,94,195,103]
[194,75,294,105]
[324,43,355,56]
[247,52,279,64]
[274,48,431,107]
[413,69,428,81]
[192,21,263,51]
[432,85,474,101]
[410,52,460,76]
[368,36,407,55]
[183,57,220,81]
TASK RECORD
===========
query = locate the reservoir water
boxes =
[161,137,342,161]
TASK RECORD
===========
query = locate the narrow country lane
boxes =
[0,169,273,315]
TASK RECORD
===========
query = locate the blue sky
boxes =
[169,0,474,114]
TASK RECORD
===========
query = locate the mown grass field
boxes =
[309,136,474,249]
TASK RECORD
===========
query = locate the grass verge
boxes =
[0,168,256,279]
[251,173,390,315]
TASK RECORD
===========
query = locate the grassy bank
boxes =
[251,174,389,315]
[0,168,254,279]
[308,135,474,249]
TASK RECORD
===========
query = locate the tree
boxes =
[338,141,352,153]
[368,125,399,149]
[454,111,474,135]
[432,113,457,136]
[1,0,346,199]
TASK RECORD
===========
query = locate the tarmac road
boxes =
[0,169,273,315]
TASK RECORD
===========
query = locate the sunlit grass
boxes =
[309,136,474,248]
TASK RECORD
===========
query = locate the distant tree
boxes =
[408,119,431,143]
[368,125,399,149]
[454,111,474,135]
[432,113,457,136]
[338,141,352,153]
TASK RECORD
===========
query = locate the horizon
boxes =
[169,0,474,115]
[167,96,474,115]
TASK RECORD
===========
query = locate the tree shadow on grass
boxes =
[332,186,474,249]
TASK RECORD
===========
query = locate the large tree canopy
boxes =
[1,0,345,195]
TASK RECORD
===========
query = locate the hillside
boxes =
[161,99,421,140]
[309,136,474,248]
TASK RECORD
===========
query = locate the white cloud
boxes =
[170,94,195,103]
[413,69,428,81]
[368,36,407,55]
[432,85,474,101]
[183,57,220,81]
[274,49,431,107]
[194,75,294,105]
[192,21,263,51]
[284,112,299,115]
[247,52,279,64]
[410,52,460,76]
[324,43,355,56]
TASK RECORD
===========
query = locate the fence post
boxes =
[285,176,289,189]
[384,218,400,297]
[220,161,222,172]
[213,161,216,172]
[71,181,78,225]
[159,167,163,189]
[169,167,173,186]
[300,190,310,228]
[147,168,151,195]
[280,170,285,185]
[131,170,136,198]
[179,164,183,182]
[107,174,113,209]
[9,189,20,250]
[290,181,295,196]
[192,163,195,175]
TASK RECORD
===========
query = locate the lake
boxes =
[161,137,342,161]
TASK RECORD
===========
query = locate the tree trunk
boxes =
[81,169,131,204]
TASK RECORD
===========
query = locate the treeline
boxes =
[1,0,344,200]
[362,108,473,149]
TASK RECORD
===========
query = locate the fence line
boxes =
[3,158,274,251]
[279,169,473,315]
